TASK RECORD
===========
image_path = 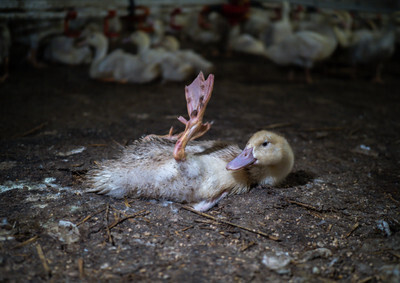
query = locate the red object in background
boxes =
[122,6,153,33]
[292,5,304,21]
[136,6,154,32]
[270,7,281,21]
[199,6,212,29]
[199,1,250,29]
[64,10,81,38]
[170,8,183,31]
[221,3,250,25]
[104,10,120,38]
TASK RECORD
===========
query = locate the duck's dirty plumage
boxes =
[87,131,294,211]
[88,136,246,202]
[87,73,294,211]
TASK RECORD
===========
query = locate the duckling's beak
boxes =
[226,147,256,171]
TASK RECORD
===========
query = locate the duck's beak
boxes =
[226,147,256,171]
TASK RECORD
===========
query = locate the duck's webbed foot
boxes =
[143,126,183,141]
[173,72,214,161]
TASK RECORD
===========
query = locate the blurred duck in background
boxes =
[334,12,397,83]
[262,4,349,83]
[151,19,214,75]
[128,30,194,82]
[83,32,160,83]
[43,35,92,65]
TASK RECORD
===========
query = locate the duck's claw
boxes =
[173,72,214,161]
[144,126,183,141]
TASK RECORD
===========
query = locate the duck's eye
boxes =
[262,141,269,147]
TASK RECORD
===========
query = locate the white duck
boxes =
[87,73,294,211]
[129,30,194,82]
[83,32,160,83]
[264,11,341,83]
[160,35,214,75]
[182,9,222,44]
[0,23,11,83]
[334,13,396,83]
[228,25,267,56]
[260,1,293,47]
[242,6,271,38]
[150,19,214,74]
[43,35,92,65]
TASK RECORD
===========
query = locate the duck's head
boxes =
[226,130,294,185]
[161,35,180,51]
[153,19,165,38]
[128,31,151,50]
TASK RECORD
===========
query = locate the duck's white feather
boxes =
[87,131,294,210]
[88,137,248,203]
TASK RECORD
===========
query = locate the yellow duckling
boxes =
[87,73,294,211]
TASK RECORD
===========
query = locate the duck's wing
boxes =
[173,72,214,161]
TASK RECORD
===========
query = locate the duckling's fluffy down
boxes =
[87,136,249,203]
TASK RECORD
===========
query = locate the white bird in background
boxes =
[128,30,194,82]
[263,8,345,83]
[44,35,92,65]
[159,35,214,75]
[242,6,271,38]
[150,18,214,74]
[83,32,160,83]
[334,12,397,83]
[228,25,267,56]
[260,1,293,47]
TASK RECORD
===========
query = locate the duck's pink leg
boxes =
[173,72,214,161]
[144,72,214,158]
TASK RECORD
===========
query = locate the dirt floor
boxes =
[0,48,400,282]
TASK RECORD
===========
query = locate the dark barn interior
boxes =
[1,0,400,281]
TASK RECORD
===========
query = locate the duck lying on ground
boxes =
[87,73,294,211]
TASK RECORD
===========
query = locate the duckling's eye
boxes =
[262,141,269,147]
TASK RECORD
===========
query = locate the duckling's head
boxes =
[226,130,294,186]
